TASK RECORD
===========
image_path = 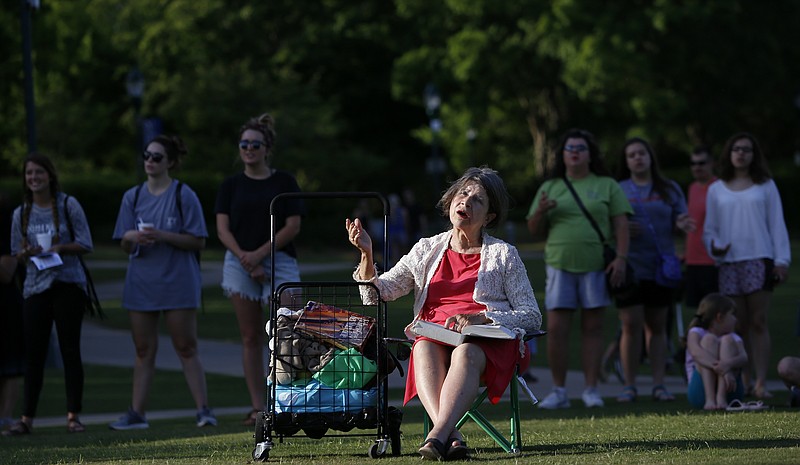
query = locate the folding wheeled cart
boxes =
[252,192,404,461]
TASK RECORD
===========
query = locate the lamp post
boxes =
[20,0,41,153]
[126,67,145,177]
[466,127,477,167]
[424,83,444,197]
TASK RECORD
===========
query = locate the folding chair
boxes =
[423,330,546,455]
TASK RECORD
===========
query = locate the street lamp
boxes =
[20,0,41,153]
[424,83,444,196]
[466,127,477,166]
[126,67,145,176]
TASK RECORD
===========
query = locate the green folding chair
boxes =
[423,330,546,455]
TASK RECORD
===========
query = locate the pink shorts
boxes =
[718,259,773,296]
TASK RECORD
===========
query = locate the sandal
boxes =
[652,384,675,402]
[616,385,637,403]
[2,420,31,437]
[67,418,86,433]
[447,437,470,460]
[726,399,769,412]
[418,438,447,461]
[242,408,259,426]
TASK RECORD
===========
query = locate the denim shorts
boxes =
[221,250,301,304]
[544,265,610,310]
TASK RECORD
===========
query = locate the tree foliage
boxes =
[2,0,800,212]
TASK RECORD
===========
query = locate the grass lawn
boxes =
[5,241,799,463]
[3,400,799,464]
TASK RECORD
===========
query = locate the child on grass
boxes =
[685,293,748,410]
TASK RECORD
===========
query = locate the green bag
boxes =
[313,347,378,389]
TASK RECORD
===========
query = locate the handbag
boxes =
[562,177,636,296]
[623,183,683,289]
[656,253,682,288]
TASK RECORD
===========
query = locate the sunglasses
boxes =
[690,160,708,166]
[564,144,589,153]
[239,140,266,150]
[142,151,165,163]
[731,146,753,154]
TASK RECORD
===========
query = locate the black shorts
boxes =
[615,280,676,309]
[683,265,719,307]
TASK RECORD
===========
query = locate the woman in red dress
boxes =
[346,167,542,460]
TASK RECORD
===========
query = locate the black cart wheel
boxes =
[368,443,384,459]
[252,411,271,462]
[252,448,269,462]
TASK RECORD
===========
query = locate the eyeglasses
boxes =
[564,144,588,153]
[142,151,165,163]
[690,160,708,166]
[731,146,753,154]
[239,140,266,150]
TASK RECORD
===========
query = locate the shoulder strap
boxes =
[562,176,607,244]
[63,194,75,241]
[62,195,104,318]
[132,183,144,210]
[175,181,184,223]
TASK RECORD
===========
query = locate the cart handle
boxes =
[269,191,389,216]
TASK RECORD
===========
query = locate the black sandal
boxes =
[419,438,447,461]
[2,420,31,437]
[67,418,86,433]
[447,437,470,460]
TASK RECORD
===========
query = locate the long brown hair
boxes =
[718,132,772,183]
[549,128,609,179]
[617,137,680,203]
[20,153,62,249]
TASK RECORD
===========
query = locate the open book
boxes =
[410,319,517,346]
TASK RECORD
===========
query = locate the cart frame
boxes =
[252,192,402,461]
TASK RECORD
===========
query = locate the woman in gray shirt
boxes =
[5,153,93,436]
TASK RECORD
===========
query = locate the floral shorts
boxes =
[718,259,773,296]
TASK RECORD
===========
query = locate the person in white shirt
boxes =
[703,132,790,399]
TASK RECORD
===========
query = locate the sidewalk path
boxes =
[33,258,785,427]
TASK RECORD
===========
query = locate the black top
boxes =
[214,170,304,258]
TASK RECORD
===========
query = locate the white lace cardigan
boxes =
[353,230,542,336]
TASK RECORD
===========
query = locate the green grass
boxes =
[7,241,798,463]
[3,401,799,464]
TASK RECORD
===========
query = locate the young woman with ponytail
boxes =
[109,134,215,430]
[214,113,304,425]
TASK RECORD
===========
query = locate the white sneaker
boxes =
[581,387,605,408]
[538,388,570,409]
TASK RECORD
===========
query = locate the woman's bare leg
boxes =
[232,295,265,410]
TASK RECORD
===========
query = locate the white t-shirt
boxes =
[703,179,791,267]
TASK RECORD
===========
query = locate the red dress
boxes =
[404,249,530,405]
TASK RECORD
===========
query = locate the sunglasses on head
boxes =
[239,140,266,150]
[142,151,165,163]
